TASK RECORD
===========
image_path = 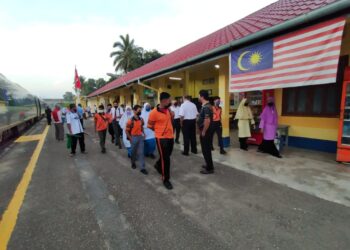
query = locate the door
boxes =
[340,82,350,146]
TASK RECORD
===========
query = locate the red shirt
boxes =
[94,113,109,131]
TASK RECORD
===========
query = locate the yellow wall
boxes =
[275,89,339,141]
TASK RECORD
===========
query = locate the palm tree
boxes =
[110,34,136,74]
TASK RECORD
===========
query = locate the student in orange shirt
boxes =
[94,104,110,153]
[126,105,148,175]
[211,97,226,154]
[148,92,174,190]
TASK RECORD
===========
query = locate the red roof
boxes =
[89,0,339,97]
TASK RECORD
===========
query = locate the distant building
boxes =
[43,99,64,108]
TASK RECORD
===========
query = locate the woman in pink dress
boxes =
[258,97,282,158]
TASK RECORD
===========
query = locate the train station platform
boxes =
[0,119,350,249]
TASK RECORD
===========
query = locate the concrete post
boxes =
[218,56,230,147]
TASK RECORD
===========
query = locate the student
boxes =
[211,97,226,154]
[141,103,156,158]
[179,95,198,155]
[94,104,110,153]
[106,103,115,143]
[197,90,214,174]
[52,104,64,141]
[66,103,85,156]
[234,98,255,151]
[111,101,124,148]
[77,103,84,129]
[125,105,148,175]
[148,92,174,190]
[258,97,282,158]
[170,100,181,144]
[45,106,52,125]
[119,106,134,157]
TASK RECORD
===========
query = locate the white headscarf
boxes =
[141,102,155,140]
[119,106,133,129]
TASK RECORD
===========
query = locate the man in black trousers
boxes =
[197,90,214,174]
[179,95,198,155]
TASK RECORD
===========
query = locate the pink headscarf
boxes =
[260,97,278,126]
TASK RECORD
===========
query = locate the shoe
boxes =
[220,149,227,154]
[148,154,156,159]
[200,169,214,174]
[81,151,88,154]
[191,151,198,154]
[140,169,148,175]
[131,163,137,169]
[182,152,189,156]
[101,148,106,153]
[154,164,162,175]
[276,155,283,158]
[211,147,214,151]
[163,180,173,190]
[201,165,207,169]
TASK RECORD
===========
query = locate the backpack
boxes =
[129,117,144,134]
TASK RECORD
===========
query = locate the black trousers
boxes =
[258,139,280,157]
[108,123,115,141]
[200,130,214,170]
[47,116,51,125]
[80,118,84,129]
[211,121,224,150]
[155,138,174,182]
[98,130,107,151]
[182,119,197,154]
[112,121,122,147]
[173,118,181,142]
[71,133,85,154]
[239,137,248,150]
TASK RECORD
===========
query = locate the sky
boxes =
[0,0,276,98]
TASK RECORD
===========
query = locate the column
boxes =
[218,56,230,147]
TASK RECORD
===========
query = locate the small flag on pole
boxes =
[74,67,81,89]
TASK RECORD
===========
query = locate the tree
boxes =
[63,91,75,102]
[110,34,136,73]
[143,49,163,64]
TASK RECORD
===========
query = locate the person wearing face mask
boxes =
[66,103,85,156]
[234,98,255,151]
[148,92,174,190]
[258,97,282,158]
[126,105,148,175]
[211,97,226,154]
[94,104,110,153]
[141,103,156,158]
[170,100,181,144]
[119,106,134,157]
[106,103,115,143]
[111,101,124,149]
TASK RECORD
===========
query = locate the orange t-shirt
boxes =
[94,113,109,131]
[212,106,221,122]
[148,106,174,139]
[126,118,143,136]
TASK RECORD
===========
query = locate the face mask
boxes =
[145,106,151,112]
[244,103,249,106]
[165,103,171,108]
[137,111,141,116]
[107,107,111,112]
[268,102,274,107]
[114,105,118,108]
[127,111,132,116]
[215,101,220,106]
[98,109,104,113]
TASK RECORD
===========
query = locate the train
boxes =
[0,73,47,143]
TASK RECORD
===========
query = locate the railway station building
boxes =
[87,0,350,162]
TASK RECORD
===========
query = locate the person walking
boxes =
[170,100,181,144]
[45,106,52,125]
[77,103,85,129]
[141,103,156,158]
[52,104,64,141]
[119,106,134,157]
[197,90,214,174]
[106,103,115,143]
[94,104,110,153]
[111,101,124,148]
[126,105,148,175]
[67,103,85,156]
[148,92,174,190]
[234,98,255,151]
[211,97,226,154]
[179,95,198,155]
[258,97,282,158]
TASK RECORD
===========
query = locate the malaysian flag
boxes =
[230,17,346,92]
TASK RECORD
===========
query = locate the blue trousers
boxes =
[131,135,145,169]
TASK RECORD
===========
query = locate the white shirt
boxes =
[66,112,84,135]
[170,106,180,119]
[179,100,198,120]
[111,106,124,121]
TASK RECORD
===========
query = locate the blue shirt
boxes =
[77,106,84,118]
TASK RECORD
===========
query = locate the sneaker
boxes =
[131,163,137,169]
[200,169,214,174]
[140,169,148,175]
[220,149,227,155]
[163,180,173,190]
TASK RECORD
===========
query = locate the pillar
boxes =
[218,56,230,147]
[133,85,140,105]
[183,70,190,96]
[119,89,125,105]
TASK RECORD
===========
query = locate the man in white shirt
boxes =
[170,100,181,144]
[52,104,64,141]
[111,101,124,149]
[179,96,198,155]
[67,103,85,156]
